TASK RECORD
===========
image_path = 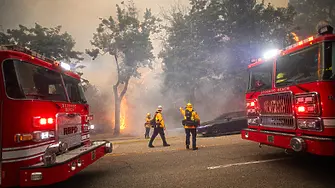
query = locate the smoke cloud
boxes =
[0,0,285,136]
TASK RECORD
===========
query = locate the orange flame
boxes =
[120,97,127,130]
[291,32,299,42]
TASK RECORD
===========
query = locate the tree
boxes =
[0,23,85,77]
[84,84,112,132]
[86,1,160,135]
[0,23,83,61]
[290,0,335,37]
[160,0,296,116]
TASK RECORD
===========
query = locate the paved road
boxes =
[45,134,335,188]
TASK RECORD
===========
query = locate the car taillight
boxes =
[33,116,55,127]
[294,93,320,116]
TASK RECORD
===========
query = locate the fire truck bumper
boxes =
[19,140,113,187]
[241,128,335,156]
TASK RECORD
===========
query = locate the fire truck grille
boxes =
[258,92,293,115]
[260,116,295,128]
[56,113,82,149]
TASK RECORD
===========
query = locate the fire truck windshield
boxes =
[63,74,87,104]
[3,59,86,103]
[247,61,272,92]
[275,44,319,87]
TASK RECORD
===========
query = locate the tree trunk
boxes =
[112,78,129,136]
[113,85,121,136]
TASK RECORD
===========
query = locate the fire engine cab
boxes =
[241,25,335,156]
[0,45,113,187]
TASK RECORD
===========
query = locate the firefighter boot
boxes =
[148,138,155,148]
[192,139,198,150]
[192,141,198,150]
[186,145,190,149]
[161,135,170,147]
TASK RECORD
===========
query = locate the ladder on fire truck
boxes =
[0,44,58,65]
[0,44,73,71]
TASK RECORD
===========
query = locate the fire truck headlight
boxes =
[71,161,76,171]
[33,131,54,142]
[31,172,43,181]
[105,141,113,153]
[263,49,281,60]
[90,124,95,130]
[247,117,260,125]
[77,159,82,167]
[60,62,71,71]
[297,119,322,131]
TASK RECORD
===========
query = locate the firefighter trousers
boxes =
[145,127,150,138]
[185,128,197,148]
[149,127,168,146]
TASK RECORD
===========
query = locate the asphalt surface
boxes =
[45,134,335,188]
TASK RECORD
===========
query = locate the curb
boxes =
[95,136,179,145]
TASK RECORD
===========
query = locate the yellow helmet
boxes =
[146,113,151,116]
[186,103,192,108]
[276,73,285,79]
[276,72,286,83]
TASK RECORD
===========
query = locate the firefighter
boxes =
[144,113,151,139]
[148,105,170,148]
[180,103,200,150]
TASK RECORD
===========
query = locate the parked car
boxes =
[197,111,247,136]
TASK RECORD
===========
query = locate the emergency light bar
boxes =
[249,35,316,68]
[60,62,71,70]
[263,49,281,60]
[250,58,262,63]
[0,44,72,71]
[248,25,335,67]
[283,36,315,52]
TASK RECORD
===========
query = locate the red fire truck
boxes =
[241,25,335,156]
[0,45,113,187]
